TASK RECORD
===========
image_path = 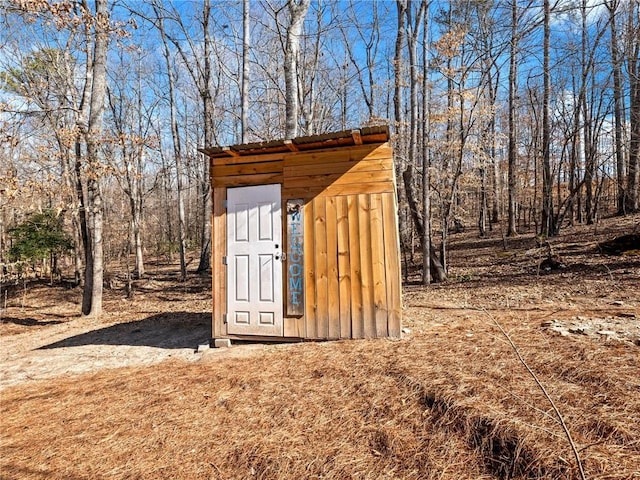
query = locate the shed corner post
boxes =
[211,185,227,340]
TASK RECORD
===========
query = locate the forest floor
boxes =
[1,213,639,479]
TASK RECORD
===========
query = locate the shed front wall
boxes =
[211,142,401,340]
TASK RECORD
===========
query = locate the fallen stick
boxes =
[480,308,587,480]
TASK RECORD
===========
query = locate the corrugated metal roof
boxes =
[199,126,389,158]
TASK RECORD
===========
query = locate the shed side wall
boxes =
[210,142,401,340]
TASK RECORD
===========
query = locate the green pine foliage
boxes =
[8,209,73,264]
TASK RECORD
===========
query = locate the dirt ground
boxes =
[0,214,638,390]
[402,214,640,345]
[1,213,639,479]
[0,269,264,390]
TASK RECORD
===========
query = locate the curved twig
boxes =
[481,308,587,480]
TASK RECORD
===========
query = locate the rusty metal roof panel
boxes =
[199,126,389,159]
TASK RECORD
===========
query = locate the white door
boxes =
[226,184,283,336]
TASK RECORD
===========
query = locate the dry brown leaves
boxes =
[1,215,639,480]
[2,324,638,479]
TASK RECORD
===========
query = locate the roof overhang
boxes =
[199,126,389,159]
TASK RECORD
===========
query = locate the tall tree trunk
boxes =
[197,0,213,273]
[284,0,310,139]
[479,162,488,237]
[486,102,498,235]
[581,0,596,225]
[75,0,94,311]
[83,0,109,317]
[541,0,554,236]
[298,4,324,136]
[491,144,500,225]
[394,0,407,152]
[608,0,626,215]
[130,172,144,278]
[480,65,497,237]
[627,1,640,212]
[507,0,519,236]
[439,5,456,274]
[60,147,83,285]
[133,58,145,278]
[366,2,380,121]
[568,71,580,225]
[241,0,250,143]
[394,0,409,279]
[421,2,433,285]
[154,4,188,281]
[75,142,91,308]
[402,1,426,250]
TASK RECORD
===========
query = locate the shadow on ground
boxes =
[39,312,210,350]
[1,317,65,327]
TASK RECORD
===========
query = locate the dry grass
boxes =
[1,214,639,480]
[1,324,638,479]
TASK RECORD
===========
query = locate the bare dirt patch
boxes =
[1,214,639,479]
[0,269,222,390]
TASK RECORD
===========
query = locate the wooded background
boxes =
[1,0,638,316]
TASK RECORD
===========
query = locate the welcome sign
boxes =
[286,199,304,316]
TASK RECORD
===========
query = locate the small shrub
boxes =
[8,209,73,278]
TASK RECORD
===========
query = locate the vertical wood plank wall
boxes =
[210,142,402,340]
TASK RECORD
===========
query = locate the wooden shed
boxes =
[200,126,402,342]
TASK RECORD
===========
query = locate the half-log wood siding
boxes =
[204,127,401,341]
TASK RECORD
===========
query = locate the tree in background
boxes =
[241,0,251,143]
[540,0,553,237]
[0,46,85,283]
[507,0,520,237]
[284,0,311,138]
[607,0,626,215]
[626,0,640,213]
[8,209,73,284]
[78,0,110,317]
[152,1,189,281]
[337,0,382,124]
[1,0,113,316]
[106,47,157,280]
[2,0,640,294]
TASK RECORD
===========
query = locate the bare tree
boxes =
[157,1,215,273]
[152,4,189,281]
[197,0,213,273]
[337,1,382,123]
[540,0,554,237]
[284,0,310,138]
[241,0,250,143]
[394,0,407,150]
[421,2,432,285]
[402,0,426,250]
[393,0,410,280]
[472,2,501,237]
[607,0,626,215]
[430,2,487,273]
[507,0,519,236]
[107,49,157,280]
[80,0,110,317]
[626,0,640,212]
[298,2,326,136]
